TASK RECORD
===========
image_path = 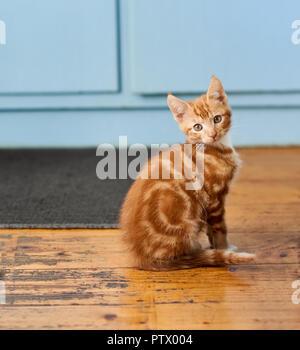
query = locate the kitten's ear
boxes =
[167,93,190,123]
[207,75,227,104]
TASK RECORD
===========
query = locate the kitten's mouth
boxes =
[209,134,218,143]
[206,138,217,144]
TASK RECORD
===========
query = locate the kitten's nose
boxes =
[209,132,217,140]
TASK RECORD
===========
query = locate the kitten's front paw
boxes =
[227,243,238,252]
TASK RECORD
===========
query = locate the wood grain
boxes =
[0,147,299,329]
[227,147,300,233]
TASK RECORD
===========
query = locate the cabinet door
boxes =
[130,0,300,93]
[0,0,118,93]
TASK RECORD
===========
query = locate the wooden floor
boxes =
[0,147,299,330]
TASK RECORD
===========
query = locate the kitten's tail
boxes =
[140,250,255,271]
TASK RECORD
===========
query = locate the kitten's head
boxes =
[167,76,231,145]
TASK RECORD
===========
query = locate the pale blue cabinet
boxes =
[0,0,299,146]
[131,0,300,93]
[0,0,118,93]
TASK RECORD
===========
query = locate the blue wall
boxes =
[0,0,299,147]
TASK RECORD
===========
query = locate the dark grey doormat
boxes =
[0,149,134,229]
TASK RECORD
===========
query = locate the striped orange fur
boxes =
[120,76,255,270]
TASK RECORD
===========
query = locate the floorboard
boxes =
[0,147,299,329]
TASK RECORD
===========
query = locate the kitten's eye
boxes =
[214,115,222,123]
[193,124,203,132]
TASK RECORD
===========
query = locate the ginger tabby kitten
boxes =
[120,76,255,270]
